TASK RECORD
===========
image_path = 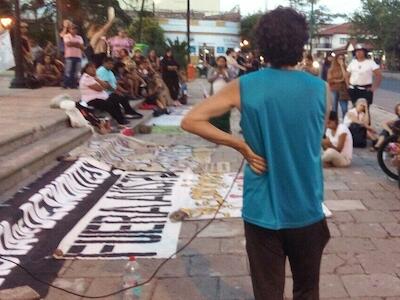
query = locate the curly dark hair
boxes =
[255,7,308,68]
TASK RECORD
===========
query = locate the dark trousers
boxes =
[164,76,180,100]
[244,219,330,300]
[63,57,81,88]
[348,87,373,106]
[88,97,125,125]
[109,93,136,115]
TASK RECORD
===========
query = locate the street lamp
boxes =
[10,0,26,88]
[0,18,13,29]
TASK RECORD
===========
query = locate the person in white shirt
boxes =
[225,48,246,78]
[344,98,378,144]
[322,111,353,168]
[79,62,129,126]
[346,44,382,108]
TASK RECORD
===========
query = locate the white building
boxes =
[313,23,352,55]
[156,11,241,63]
[119,0,220,13]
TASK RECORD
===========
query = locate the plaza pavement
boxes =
[1,73,400,299]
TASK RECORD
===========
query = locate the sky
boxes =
[220,0,362,19]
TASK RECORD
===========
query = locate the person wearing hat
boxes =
[346,44,382,109]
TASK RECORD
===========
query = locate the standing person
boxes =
[301,53,320,76]
[148,49,161,72]
[246,51,261,73]
[20,22,34,74]
[87,9,114,67]
[63,24,84,89]
[328,54,350,118]
[237,51,247,76]
[321,53,333,81]
[108,28,134,59]
[160,49,181,106]
[347,44,382,108]
[226,48,246,78]
[322,111,353,168]
[96,57,143,119]
[207,56,235,133]
[181,7,330,299]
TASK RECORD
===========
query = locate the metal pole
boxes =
[186,0,191,63]
[10,0,26,88]
[309,0,315,54]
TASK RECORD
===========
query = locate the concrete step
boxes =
[0,126,92,197]
[0,117,69,157]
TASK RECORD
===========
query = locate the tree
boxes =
[166,38,188,70]
[351,0,400,70]
[289,0,347,32]
[0,0,13,16]
[240,13,263,50]
[128,17,166,54]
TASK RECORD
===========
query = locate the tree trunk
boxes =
[137,0,145,42]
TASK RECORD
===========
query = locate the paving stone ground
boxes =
[4,76,398,299]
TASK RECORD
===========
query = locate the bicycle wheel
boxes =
[377,135,400,181]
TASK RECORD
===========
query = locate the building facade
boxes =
[119,0,220,13]
[312,23,352,56]
[157,11,241,63]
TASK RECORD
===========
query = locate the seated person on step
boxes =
[322,111,353,168]
[79,62,130,127]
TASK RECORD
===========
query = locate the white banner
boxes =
[57,170,190,259]
[0,30,15,72]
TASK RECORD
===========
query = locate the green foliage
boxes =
[61,0,131,27]
[0,0,13,16]
[351,0,400,70]
[289,0,347,34]
[128,17,166,55]
[240,13,262,50]
[166,38,188,70]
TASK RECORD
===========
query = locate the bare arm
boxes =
[181,80,267,174]
[90,20,114,48]
[88,83,104,92]
[371,68,382,92]
[330,133,347,152]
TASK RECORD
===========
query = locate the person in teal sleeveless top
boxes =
[182,7,331,300]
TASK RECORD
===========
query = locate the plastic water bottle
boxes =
[122,256,142,300]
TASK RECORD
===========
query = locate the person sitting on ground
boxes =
[322,111,353,168]
[344,98,378,147]
[371,103,400,151]
[146,80,170,117]
[79,62,130,127]
[119,49,147,97]
[148,49,161,72]
[96,57,143,119]
[29,39,44,66]
[133,49,144,65]
[35,55,62,86]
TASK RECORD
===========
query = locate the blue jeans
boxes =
[64,57,81,88]
[332,91,348,119]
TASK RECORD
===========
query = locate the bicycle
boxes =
[377,121,400,187]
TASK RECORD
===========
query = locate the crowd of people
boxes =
[19,14,187,126]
